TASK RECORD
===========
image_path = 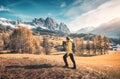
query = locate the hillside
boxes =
[0,51,120,79]
[76,27,95,34]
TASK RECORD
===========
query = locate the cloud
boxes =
[68,0,120,32]
[66,0,108,18]
[60,2,66,8]
[0,5,10,11]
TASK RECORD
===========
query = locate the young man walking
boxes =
[63,37,76,69]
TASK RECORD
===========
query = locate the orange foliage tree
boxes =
[42,36,50,55]
[10,26,41,54]
[74,38,84,55]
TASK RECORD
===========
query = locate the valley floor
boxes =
[0,51,120,79]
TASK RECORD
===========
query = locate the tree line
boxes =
[0,26,110,55]
[0,26,50,54]
[73,35,110,55]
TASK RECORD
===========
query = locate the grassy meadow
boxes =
[0,51,120,79]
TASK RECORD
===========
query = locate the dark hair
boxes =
[66,37,70,40]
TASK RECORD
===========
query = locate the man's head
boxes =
[66,37,70,41]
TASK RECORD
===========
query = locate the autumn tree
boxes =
[93,35,97,55]
[74,38,84,55]
[42,36,50,55]
[0,31,11,50]
[0,39,3,51]
[103,36,109,54]
[10,26,41,54]
[96,35,104,54]
[80,38,84,54]
[86,40,90,55]
[0,33,3,51]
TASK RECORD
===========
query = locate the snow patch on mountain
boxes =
[0,17,70,34]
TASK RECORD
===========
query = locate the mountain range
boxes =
[76,18,120,38]
[1,17,120,38]
[91,18,120,38]
[76,26,95,34]
[0,17,70,34]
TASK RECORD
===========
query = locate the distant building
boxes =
[116,44,120,50]
[109,43,120,51]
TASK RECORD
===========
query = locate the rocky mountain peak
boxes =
[0,17,70,34]
[39,18,45,22]
[45,17,57,27]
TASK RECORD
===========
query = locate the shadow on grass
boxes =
[76,54,97,57]
[5,64,53,69]
[51,53,64,55]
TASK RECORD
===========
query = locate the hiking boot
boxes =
[71,67,76,69]
[63,65,68,68]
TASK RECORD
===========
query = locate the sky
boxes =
[0,0,120,32]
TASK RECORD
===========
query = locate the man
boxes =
[63,37,76,69]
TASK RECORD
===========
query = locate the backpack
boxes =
[72,41,76,53]
[62,41,66,51]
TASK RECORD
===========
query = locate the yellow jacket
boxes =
[66,40,73,55]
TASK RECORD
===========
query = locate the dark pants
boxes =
[63,53,76,68]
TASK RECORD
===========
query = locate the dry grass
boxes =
[48,51,120,79]
[74,51,120,79]
[0,50,11,54]
[0,51,120,79]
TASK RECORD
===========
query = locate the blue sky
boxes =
[0,0,75,21]
[0,0,120,31]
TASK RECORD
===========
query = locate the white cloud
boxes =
[68,0,120,32]
[66,0,108,17]
[0,6,10,11]
[60,2,66,8]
